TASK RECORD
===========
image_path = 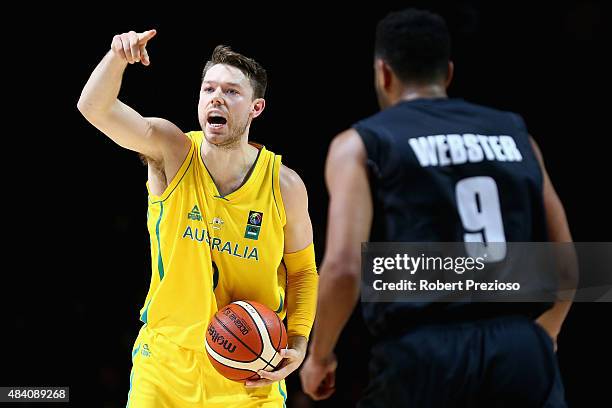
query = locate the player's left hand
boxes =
[245,336,307,387]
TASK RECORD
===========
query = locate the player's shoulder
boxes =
[279,164,310,218]
[328,129,366,160]
[458,99,527,128]
[279,164,306,197]
[359,98,523,122]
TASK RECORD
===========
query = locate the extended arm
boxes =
[300,129,373,400]
[77,29,189,168]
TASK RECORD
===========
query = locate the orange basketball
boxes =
[205,300,288,382]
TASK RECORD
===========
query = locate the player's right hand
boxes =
[300,352,337,401]
[111,29,157,66]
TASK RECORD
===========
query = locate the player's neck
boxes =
[397,83,447,103]
[202,137,260,196]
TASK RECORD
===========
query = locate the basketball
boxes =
[205,300,288,382]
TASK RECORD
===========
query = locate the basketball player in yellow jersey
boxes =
[78,29,318,407]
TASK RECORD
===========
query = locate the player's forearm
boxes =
[78,51,128,118]
[537,244,577,337]
[308,261,360,362]
[286,269,318,339]
[285,244,318,339]
[537,299,572,338]
[289,335,308,354]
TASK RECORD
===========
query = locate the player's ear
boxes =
[251,98,265,119]
[376,59,394,91]
[445,61,454,88]
[374,58,390,92]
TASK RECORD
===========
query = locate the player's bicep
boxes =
[324,129,372,268]
[281,166,313,253]
[84,100,186,161]
[530,137,572,243]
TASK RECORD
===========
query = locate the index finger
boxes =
[257,364,295,382]
[138,29,157,44]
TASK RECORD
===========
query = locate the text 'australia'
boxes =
[182,226,259,261]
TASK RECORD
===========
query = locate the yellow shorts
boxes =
[126,324,287,408]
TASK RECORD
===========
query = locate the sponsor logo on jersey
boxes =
[248,211,263,226]
[210,217,224,230]
[141,343,151,357]
[187,205,203,221]
[245,211,263,240]
[244,225,261,240]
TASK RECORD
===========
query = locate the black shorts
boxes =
[358,315,566,408]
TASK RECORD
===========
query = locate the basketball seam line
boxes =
[269,311,284,369]
[206,351,261,381]
[243,302,278,371]
[212,315,261,363]
[212,313,273,367]
[234,302,277,369]
[234,303,266,361]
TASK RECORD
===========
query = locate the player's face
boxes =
[198,64,264,147]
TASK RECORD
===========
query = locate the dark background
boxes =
[3,1,610,407]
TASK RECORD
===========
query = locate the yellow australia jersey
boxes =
[139,131,286,352]
[140,133,218,351]
[184,131,288,320]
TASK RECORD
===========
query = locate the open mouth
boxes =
[207,114,227,128]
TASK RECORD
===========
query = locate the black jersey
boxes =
[354,98,550,336]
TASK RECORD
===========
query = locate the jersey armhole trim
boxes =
[272,154,287,227]
[147,134,195,203]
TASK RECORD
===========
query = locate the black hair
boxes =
[375,8,451,84]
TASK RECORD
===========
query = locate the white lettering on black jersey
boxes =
[408,134,523,167]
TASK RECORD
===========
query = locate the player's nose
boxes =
[211,94,225,106]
